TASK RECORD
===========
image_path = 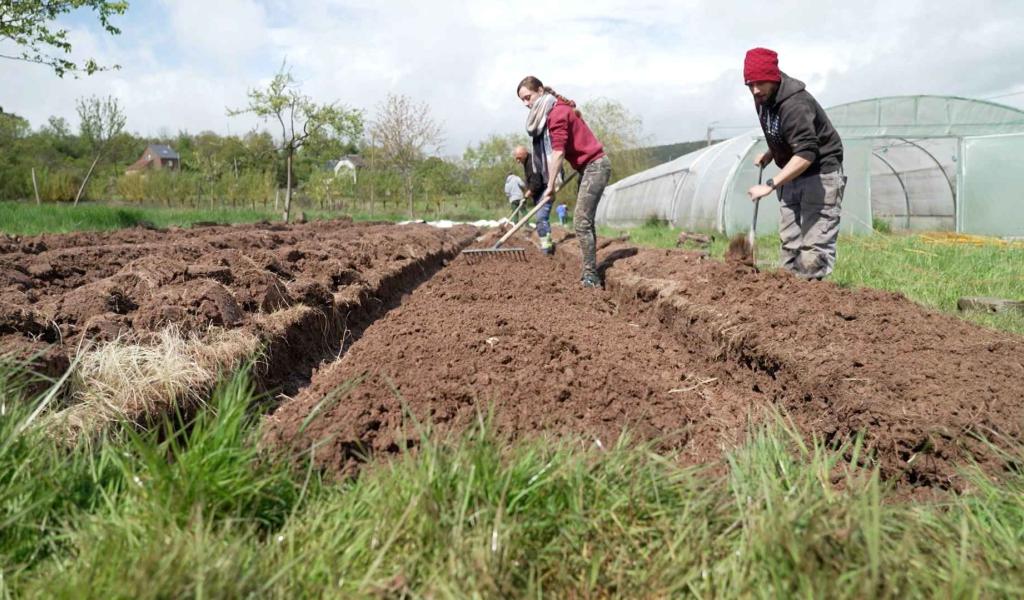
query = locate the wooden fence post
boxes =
[31,168,41,205]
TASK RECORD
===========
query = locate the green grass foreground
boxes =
[600,222,1024,335]
[2,363,1024,598]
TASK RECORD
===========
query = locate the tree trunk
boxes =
[73,154,102,206]
[283,152,293,223]
[31,168,41,205]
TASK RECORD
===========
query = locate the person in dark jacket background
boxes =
[744,47,846,279]
[514,145,554,253]
[514,145,546,203]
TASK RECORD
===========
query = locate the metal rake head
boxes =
[461,247,528,264]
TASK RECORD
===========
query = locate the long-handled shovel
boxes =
[463,171,577,262]
[726,164,764,267]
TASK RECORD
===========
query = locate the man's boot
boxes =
[581,272,602,288]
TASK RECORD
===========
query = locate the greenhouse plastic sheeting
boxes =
[597,134,757,230]
[957,133,1024,237]
[828,96,1024,139]
[869,138,957,231]
[597,95,1024,236]
[720,138,873,236]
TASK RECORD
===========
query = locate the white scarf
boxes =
[525,93,560,187]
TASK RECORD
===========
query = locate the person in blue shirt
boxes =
[555,203,568,226]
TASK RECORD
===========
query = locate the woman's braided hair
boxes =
[517,76,582,116]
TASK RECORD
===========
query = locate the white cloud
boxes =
[1,0,1022,156]
[161,0,270,66]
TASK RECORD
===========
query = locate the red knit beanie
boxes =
[744,48,781,84]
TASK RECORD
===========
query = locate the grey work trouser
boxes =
[574,155,612,280]
[777,169,846,279]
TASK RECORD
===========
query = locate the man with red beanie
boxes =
[744,47,846,280]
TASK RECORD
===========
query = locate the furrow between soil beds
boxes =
[583,236,1024,489]
[268,228,1024,490]
[255,228,478,399]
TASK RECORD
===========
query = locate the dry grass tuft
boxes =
[47,326,261,441]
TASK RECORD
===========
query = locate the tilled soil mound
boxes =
[0,220,476,394]
[7,219,1023,489]
[263,246,761,475]
[266,229,1024,489]
[605,244,1024,487]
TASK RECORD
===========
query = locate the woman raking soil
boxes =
[518,76,611,288]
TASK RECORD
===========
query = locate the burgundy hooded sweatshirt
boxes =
[547,101,605,171]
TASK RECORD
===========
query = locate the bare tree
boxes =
[579,98,652,181]
[229,62,363,222]
[370,94,443,219]
[74,95,126,206]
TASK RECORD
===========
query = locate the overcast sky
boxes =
[2,0,1023,156]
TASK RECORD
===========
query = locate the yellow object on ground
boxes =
[919,232,1024,249]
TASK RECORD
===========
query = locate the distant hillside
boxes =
[643,140,721,164]
[612,140,720,181]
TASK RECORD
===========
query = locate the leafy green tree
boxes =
[305,169,341,210]
[462,133,526,208]
[295,123,359,184]
[415,156,463,217]
[41,116,71,138]
[239,131,277,174]
[0,111,30,142]
[229,62,363,222]
[0,1,128,77]
[0,111,32,199]
[0,110,293,206]
[22,117,70,176]
[37,116,82,162]
[462,133,525,170]
[185,131,231,205]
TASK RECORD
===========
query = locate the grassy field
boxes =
[0,201,501,236]
[0,202,284,235]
